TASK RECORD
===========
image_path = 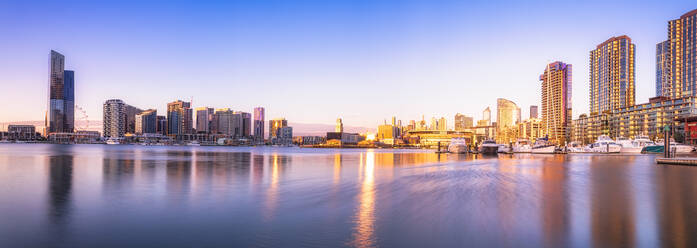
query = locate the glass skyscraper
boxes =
[254,107,265,142]
[589,35,635,114]
[656,9,697,99]
[47,50,74,134]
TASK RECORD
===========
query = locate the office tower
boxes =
[391,116,396,126]
[454,113,473,131]
[135,109,157,134]
[269,118,288,140]
[590,35,635,113]
[541,61,573,145]
[156,116,167,135]
[483,107,491,126]
[195,107,214,134]
[278,126,293,145]
[166,100,192,135]
[231,111,244,137]
[438,117,447,130]
[212,108,233,135]
[103,99,125,138]
[497,98,519,130]
[124,104,143,134]
[47,50,75,134]
[656,9,697,99]
[530,105,539,119]
[63,70,74,133]
[241,112,252,137]
[254,107,265,142]
[336,118,344,132]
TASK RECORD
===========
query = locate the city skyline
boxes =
[1,1,696,128]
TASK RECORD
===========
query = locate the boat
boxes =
[478,140,499,155]
[566,141,590,153]
[447,138,468,154]
[616,135,655,153]
[187,141,201,146]
[512,139,532,153]
[642,139,694,154]
[531,137,555,154]
[497,144,512,153]
[105,138,120,145]
[588,135,621,153]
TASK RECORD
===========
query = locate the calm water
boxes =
[1,144,697,247]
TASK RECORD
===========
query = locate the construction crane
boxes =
[75,105,89,131]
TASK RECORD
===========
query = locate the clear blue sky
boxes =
[0,0,695,128]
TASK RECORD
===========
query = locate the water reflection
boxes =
[47,153,73,226]
[351,150,376,248]
[590,156,636,247]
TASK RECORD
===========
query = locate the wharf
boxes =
[656,157,697,166]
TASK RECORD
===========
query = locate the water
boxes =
[1,144,697,247]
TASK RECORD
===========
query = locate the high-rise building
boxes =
[156,116,167,135]
[454,113,473,131]
[497,98,519,143]
[241,112,252,137]
[530,105,539,119]
[590,35,635,114]
[195,107,214,134]
[135,109,157,134]
[269,118,289,142]
[336,118,344,132]
[47,50,75,134]
[483,107,491,126]
[656,9,697,99]
[124,104,143,134]
[103,99,125,138]
[212,108,234,135]
[656,40,671,97]
[541,61,573,145]
[254,107,265,142]
[438,117,447,131]
[166,100,192,135]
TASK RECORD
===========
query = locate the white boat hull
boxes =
[448,145,468,154]
[513,147,531,153]
[620,147,643,153]
[531,146,555,154]
[591,144,621,153]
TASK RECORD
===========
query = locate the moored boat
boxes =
[616,135,655,153]
[447,138,468,154]
[589,135,621,153]
[531,137,555,154]
[478,140,499,155]
[513,139,532,153]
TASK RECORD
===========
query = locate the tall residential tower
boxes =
[540,61,572,145]
[46,50,75,134]
[656,9,697,99]
[589,36,635,113]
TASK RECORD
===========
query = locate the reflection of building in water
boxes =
[252,155,264,187]
[350,151,376,248]
[656,166,697,247]
[102,158,135,191]
[48,154,73,225]
[333,153,342,185]
[263,154,284,221]
[166,152,192,196]
[590,157,635,247]
[540,159,569,247]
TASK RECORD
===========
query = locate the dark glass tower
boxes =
[63,70,75,133]
[48,50,67,133]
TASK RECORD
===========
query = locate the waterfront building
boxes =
[254,107,265,142]
[454,113,473,131]
[103,99,126,138]
[656,9,697,99]
[300,136,326,145]
[212,108,233,135]
[589,35,635,114]
[530,105,538,119]
[518,118,542,141]
[124,104,143,134]
[402,130,474,149]
[496,98,520,143]
[195,107,214,134]
[541,61,573,145]
[7,125,38,140]
[135,109,157,134]
[336,118,344,132]
[377,124,399,144]
[571,113,610,145]
[275,126,293,145]
[156,116,167,135]
[46,50,75,134]
[166,100,192,135]
[241,112,252,138]
[437,117,447,131]
[269,118,289,141]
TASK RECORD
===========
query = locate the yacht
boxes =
[616,136,655,153]
[187,141,201,146]
[497,144,512,153]
[105,138,120,145]
[447,138,468,154]
[566,141,590,153]
[531,138,556,154]
[589,135,621,153]
[478,140,499,155]
[512,139,532,153]
[643,138,694,154]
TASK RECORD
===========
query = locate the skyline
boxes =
[1,1,696,128]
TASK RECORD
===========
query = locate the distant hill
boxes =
[0,120,373,136]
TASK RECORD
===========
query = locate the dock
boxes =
[656,157,697,166]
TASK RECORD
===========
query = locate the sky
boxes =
[0,0,695,128]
